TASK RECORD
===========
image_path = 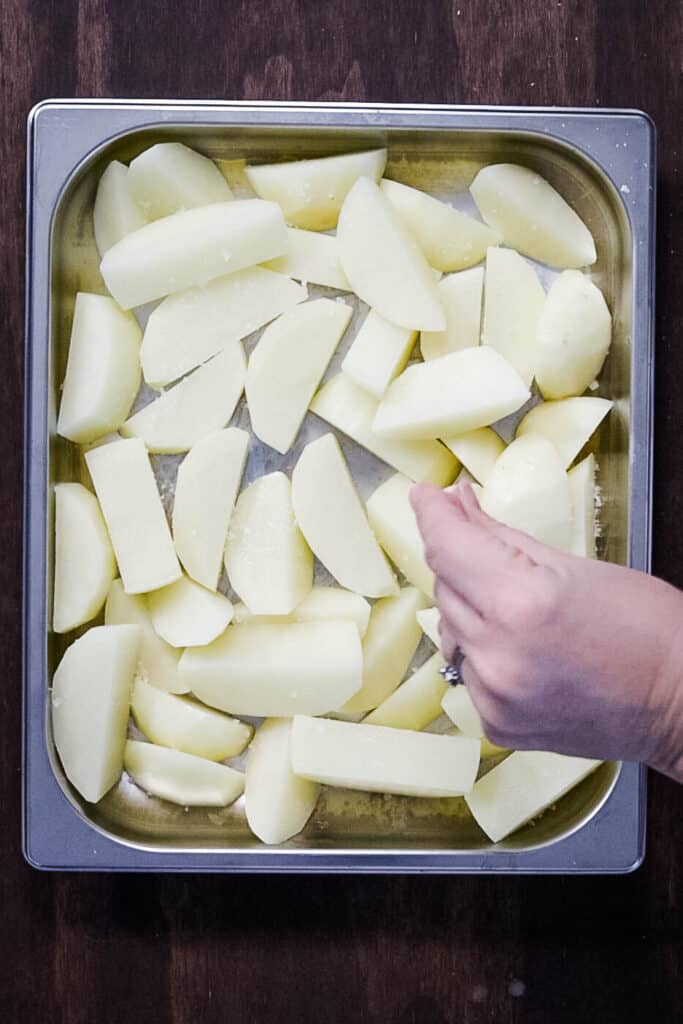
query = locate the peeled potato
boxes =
[337,177,446,331]
[482,247,545,386]
[53,483,116,634]
[105,579,186,694]
[291,433,397,598]
[480,436,572,550]
[122,342,246,453]
[366,472,435,598]
[245,718,320,845]
[291,716,481,797]
[311,373,458,485]
[100,199,288,309]
[442,427,506,486]
[233,586,371,638]
[245,148,387,230]
[124,740,244,807]
[342,309,417,400]
[57,293,141,444]
[568,453,597,558]
[420,268,484,360]
[441,686,484,738]
[470,163,597,268]
[93,160,147,256]
[515,396,612,468]
[147,575,234,648]
[265,228,350,289]
[416,607,441,647]
[179,621,363,717]
[52,624,140,802]
[535,271,612,399]
[127,142,233,220]
[380,178,500,271]
[225,472,313,615]
[246,298,352,454]
[363,652,447,730]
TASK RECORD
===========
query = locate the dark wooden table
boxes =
[2,2,681,1020]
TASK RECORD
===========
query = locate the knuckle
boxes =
[494,567,564,630]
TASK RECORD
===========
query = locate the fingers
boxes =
[435,577,482,649]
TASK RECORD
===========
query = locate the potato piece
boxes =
[265,228,350,289]
[515,396,612,468]
[100,199,288,309]
[363,653,447,730]
[442,427,506,486]
[568,454,597,558]
[57,293,141,444]
[85,439,181,594]
[52,624,140,802]
[470,163,597,268]
[441,686,484,738]
[342,310,417,400]
[481,247,545,386]
[93,160,147,256]
[380,179,500,271]
[416,607,441,647]
[147,575,234,648]
[225,472,313,615]
[291,433,397,597]
[141,267,306,388]
[179,621,362,716]
[291,716,481,797]
[131,677,251,761]
[105,579,185,694]
[122,342,246,453]
[535,271,612,399]
[233,586,371,637]
[311,374,458,485]
[246,299,352,454]
[245,148,387,230]
[480,436,572,550]
[53,483,116,633]
[245,718,319,845]
[465,750,601,842]
[420,268,484,361]
[366,472,434,598]
[128,142,233,220]
[372,347,530,440]
[124,740,244,807]
[337,177,446,331]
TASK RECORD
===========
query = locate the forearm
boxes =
[647,609,683,782]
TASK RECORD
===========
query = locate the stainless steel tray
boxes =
[23,101,654,873]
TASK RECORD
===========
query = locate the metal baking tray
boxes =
[23,101,654,873]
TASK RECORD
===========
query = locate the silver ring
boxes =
[439,645,466,686]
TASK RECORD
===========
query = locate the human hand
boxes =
[411,480,683,782]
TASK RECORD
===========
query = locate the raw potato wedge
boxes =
[141,267,307,388]
[128,142,233,219]
[124,740,245,807]
[179,621,363,717]
[441,687,484,738]
[147,575,234,648]
[515,396,612,468]
[53,483,116,634]
[93,160,147,256]
[341,309,417,400]
[225,472,313,615]
[416,607,441,647]
[311,373,458,485]
[480,436,572,550]
[420,268,484,360]
[291,716,481,797]
[465,750,601,842]
[366,472,435,598]
[372,347,530,440]
[246,298,352,454]
[233,586,371,638]
[337,177,446,331]
[131,677,252,761]
[245,718,320,845]
[342,587,427,713]
[363,653,447,730]
[85,438,181,595]
[535,271,612,399]
[105,579,186,694]
[568,453,597,558]
[481,247,545,386]
[291,433,397,598]
[122,342,246,453]
[57,293,141,444]
[470,163,597,268]
[52,624,140,803]
[265,228,350,289]
[172,428,249,591]
[100,199,288,309]
[380,178,500,271]
[442,427,506,486]
[245,148,387,230]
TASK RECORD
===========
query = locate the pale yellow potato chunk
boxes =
[128,142,233,219]
[53,483,116,634]
[363,653,447,730]
[124,740,244,807]
[416,607,441,647]
[482,247,545,386]
[105,579,186,694]
[441,686,484,738]
[442,427,506,486]
[515,396,612,468]
[147,575,234,648]
[245,718,319,845]
[93,160,147,256]
[420,268,484,360]
[568,453,597,558]
[342,309,417,400]
[233,586,371,638]
[265,228,350,289]
[366,472,435,598]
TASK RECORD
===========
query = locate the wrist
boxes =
[646,598,683,781]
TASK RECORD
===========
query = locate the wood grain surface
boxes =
[1,2,682,1021]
